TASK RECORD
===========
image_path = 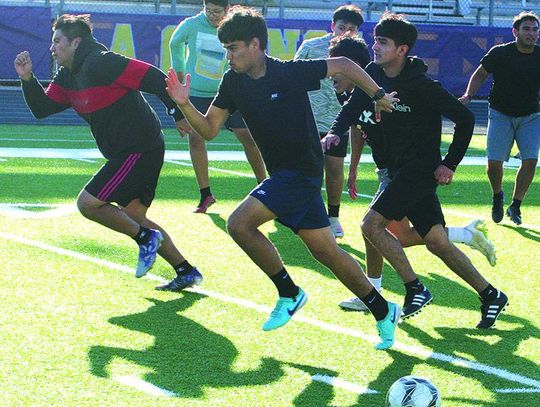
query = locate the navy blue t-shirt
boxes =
[481,42,540,117]
[213,56,327,176]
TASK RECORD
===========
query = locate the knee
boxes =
[188,134,205,148]
[425,237,451,256]
[76,193,94,219]
[361,214,380,239]
[226,212,245,240]
[310,245,338,266]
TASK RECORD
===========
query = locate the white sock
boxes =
[447,227,472,244]
[368,276,382,292]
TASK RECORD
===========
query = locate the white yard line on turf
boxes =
[113,375,176,397]
[1,149,538,230]
[311,374,378,394]
[0,147,493,165]
[165,159,254,178]
[1,230,539,394]
[0,203,78,219]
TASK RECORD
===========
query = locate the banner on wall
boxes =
[1,6,52,79]
[1,6,515,96]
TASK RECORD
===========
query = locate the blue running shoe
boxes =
[135,229,163,278]
[262,288,307,331]
[375,302,401,350]
[155,268,203,291]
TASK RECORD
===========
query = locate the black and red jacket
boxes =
[21,37,182,159]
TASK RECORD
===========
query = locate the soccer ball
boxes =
[386,375,441,407]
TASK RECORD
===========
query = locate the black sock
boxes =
[511,198,522,209]
[174,260,193,276]
[269,268,299,298]
[404,278,424,295]
[360,288,389,321]
[133,226,151,245]
[200,187,212,199]
[328,204,340,218]
[479,284,497,302]
[493,191,504,199]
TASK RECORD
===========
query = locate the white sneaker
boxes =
[339,297,369,311]
[465,219,497,267]
[329,217,344,238]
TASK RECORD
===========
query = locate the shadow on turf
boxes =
[356,314,540,406]
[88,293,283,399]
[499,223,540,243]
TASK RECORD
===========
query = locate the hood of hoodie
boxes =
[71,37,108,73]
[393,56,428,82]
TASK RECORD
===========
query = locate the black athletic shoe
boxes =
[155,268,203,292]
[506,205,522,225]
[401,286,433,319]
[477,290,508,329]
[491,192,504,223]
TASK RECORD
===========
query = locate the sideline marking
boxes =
[113,375,176,397]
[0,203,78,219]
[495,388,540,394]
[311,374,378,394]
[165,159,254,178]
[1,231,539,394]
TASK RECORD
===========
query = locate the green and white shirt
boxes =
[169,12,227,98]
[294,33,341,133]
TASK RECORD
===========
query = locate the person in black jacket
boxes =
[324,13,508,329]
[14,14,202,291]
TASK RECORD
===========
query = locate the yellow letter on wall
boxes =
[110,24,136,58]
[268,28,300,60]
[160,25,178,72]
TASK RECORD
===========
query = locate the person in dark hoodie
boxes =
[327,35,496,314]
[14,14,202,291]
[324,13,508,329]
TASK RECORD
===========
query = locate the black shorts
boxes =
[84,147,165,207]
[320,132,348,158]
[370,167,445,238]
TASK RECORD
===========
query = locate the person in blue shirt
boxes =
[166,6,402,350]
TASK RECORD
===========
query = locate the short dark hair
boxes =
[218,6,268,50]
[513,11,539,30]
[53,14,92,41]
[329,35,370,68]
[374,12,417,54]
[332,5,364,27]
[204,0,228,8]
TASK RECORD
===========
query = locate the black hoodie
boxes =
[21,37,182,159]
[330,57,474,173]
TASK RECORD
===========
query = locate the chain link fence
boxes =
[1,0,539,26]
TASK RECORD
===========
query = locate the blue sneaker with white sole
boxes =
[135,229,163,278]
[155,268,203,291]
[262,288,307,331]
[375,302,401,350]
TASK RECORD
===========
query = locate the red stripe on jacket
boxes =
[44,59,151,114]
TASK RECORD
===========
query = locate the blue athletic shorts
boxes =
[191,96,247,130]
[249,170,329,233]
[487,108,540,161]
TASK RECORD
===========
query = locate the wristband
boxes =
[372,87,385,102]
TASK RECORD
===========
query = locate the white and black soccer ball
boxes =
[386,375,441,407]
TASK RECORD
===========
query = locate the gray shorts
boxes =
[191,96,247,130]
[486,108,540,161]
